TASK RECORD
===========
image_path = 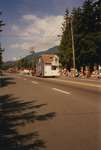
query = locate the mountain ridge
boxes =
[24,46,59,61]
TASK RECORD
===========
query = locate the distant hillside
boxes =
[2,61,16,69]
[3,46,59,68]
[24,46,59,61]
[46,46,59,54]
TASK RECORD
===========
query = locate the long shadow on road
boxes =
[0,76,16,87]
[0,94,56,150]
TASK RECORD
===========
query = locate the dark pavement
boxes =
[0,73,101,150]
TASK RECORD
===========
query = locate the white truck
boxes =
[36,54,60,77]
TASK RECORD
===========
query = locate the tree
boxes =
[72,0,101,68]
[93,0,101,65]
[0,43,4,68]
[58,9,73,68]
[16,58,34,69]
[59,0,101,69]
[0,12,5,69]
[71,7,83,68]
[30,50,37,68]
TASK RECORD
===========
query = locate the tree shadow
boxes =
[0,95,56,150]
[0,77,16,87]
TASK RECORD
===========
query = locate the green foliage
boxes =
[58,9,73,68]
[0,44,4,69]
[58,0,101,68]
[20,46,58,69]
[0,12,5,69]
[2,61,16,70]
[16,57,36,69]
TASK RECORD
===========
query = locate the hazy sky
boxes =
[0,0,84,61]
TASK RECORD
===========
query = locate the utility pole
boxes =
[70,15,76,69]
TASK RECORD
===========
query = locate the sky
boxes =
[0,0,84,61]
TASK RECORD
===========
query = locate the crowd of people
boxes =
[3,65,101,80]
[60,65,101,79]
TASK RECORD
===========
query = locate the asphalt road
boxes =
[0,73,101,150]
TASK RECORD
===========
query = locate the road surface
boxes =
[0,73,101,150]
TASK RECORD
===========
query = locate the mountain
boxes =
[45,46,59,54]
[2,61,16,69]
[24,46,59,61]
[3,46,59,68]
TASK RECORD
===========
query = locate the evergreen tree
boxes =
[93,0,101,64]
[72,0,101,67]
[58,9,73,68]
[0,43,4,68]
[16,58,34,69]
[0,12,5,69]
[71,7,83,68]
[59,0,101,69]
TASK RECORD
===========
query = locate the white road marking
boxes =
[32,81,38,84]
[52,88,71,95]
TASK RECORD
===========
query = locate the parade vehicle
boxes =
[36,54,60,77]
